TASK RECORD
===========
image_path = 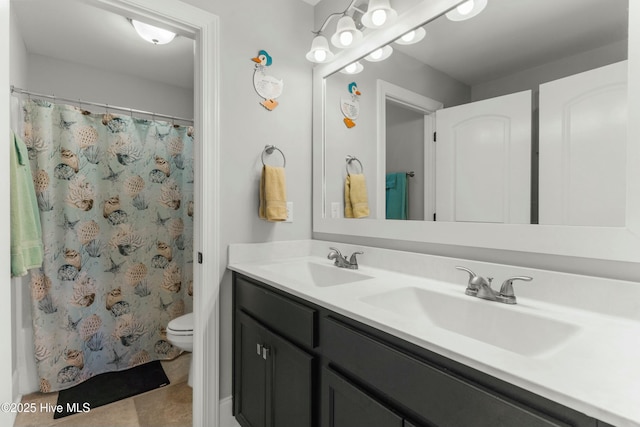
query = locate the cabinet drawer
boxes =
[235,275,316,348]
[321,317,570,427]
[322,367,403,427]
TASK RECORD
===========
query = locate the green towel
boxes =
[385,172,408,220]
[10,131,44,277]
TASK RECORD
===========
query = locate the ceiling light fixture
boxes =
[361,0,397,29]
[130,19,176,45]
[364,45,393,62]
[445,0,487,21]
[394,27,426,45]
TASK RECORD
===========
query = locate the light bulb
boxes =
[345,63,357,73]
[401,31,416,43]
[314,49,327,62]
[339,31,354,47]
[370,48,383,60]
[371,9,387,26]
[456,0,475,16]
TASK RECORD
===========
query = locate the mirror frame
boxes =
[313,0,640,263]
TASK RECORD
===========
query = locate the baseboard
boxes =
[220,396,241,427]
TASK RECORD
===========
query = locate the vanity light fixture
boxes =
[130,19,176,45]
[365,45,393,62]
[445,0,487,21]
[394,27,426,45]
[340,61,364,74]
[331,15,364,48]
[307,0,367,63]
[306,35,335,63]
[361,0,397,29]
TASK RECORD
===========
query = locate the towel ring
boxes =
[345,155,363,175]
[262,145,286,168]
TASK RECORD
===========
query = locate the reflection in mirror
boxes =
[385,102,423,220]
[323,0,628,226]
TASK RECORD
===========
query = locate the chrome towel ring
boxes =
[345,155,363,175]
[262,145,286,167]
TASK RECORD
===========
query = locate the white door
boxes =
[538,61,627,226]
[435,91,532,223]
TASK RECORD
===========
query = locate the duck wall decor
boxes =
[341,82,361,128]
[251,50,284,111]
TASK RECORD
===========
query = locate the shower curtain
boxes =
[21,99,194,393]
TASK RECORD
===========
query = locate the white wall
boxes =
[26,53,193,119]
[2,2,17,425]
[9,6,30,400]
[180,0,314,399]
[472,40,628,102]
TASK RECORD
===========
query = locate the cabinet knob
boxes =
[257,343,262,356]
[262,346,270,360]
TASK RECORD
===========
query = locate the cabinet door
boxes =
[269,328,314,427]
[322,367,403,427]
[235,311,268,427]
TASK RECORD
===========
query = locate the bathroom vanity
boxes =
[228,241,640,427]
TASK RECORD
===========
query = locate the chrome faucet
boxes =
[328,247,363,269]
[455,266,532,304]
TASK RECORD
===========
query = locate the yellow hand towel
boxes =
[259,165,288,221]
[344,173,369,219]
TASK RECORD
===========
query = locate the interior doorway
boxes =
[8,0,220,425]
[376,80,443,222]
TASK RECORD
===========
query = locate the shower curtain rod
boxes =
[10,85,194,125]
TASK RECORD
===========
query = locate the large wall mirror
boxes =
[313,0,640,262]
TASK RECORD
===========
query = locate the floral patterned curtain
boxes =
[23,99,194,393]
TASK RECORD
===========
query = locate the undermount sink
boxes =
[360,287,580,357]
[258,260,373,287]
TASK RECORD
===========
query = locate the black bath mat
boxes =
[54,360,170,419]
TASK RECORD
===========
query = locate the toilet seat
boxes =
[166,312,194,386]
[167,312,194,335]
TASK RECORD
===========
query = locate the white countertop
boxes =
[228,240,640,427]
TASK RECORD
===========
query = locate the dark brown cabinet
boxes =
[233,273,606,427]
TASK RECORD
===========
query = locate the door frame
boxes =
[1,1,220,424]
[376,80,443,220]
[89,1,220,425]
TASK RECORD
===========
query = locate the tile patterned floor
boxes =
[14,354,192,427]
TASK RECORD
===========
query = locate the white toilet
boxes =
[166,312,194,386]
